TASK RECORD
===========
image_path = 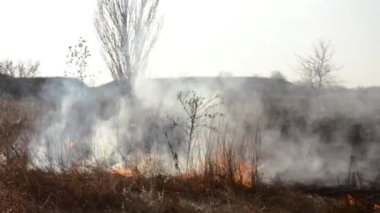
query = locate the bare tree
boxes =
[297,40,340,89]
[65,37,94,85]
[0,60,39,77]
[94,0,161,83]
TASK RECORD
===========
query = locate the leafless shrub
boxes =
[0,60,40,77]
[297,39,341,89]
[65,37,94,85]
[173,91,222,172]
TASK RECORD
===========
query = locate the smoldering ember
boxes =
[1,72,380,211]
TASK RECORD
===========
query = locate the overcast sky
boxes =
[0,0,379,87]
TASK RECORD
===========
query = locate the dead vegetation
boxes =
[0,98,375,212]
[0,156,356,213]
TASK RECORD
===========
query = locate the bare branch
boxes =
[94,0,161,83]
[0,60,39,78]
[296,39,341,89]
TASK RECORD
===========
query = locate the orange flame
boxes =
[346,194,359,207]
[234,161,253,188]
[346,194,380,210]
[113,168,136,178]
[374,204,380,210]
[67,141,76,149]
[216,148,257,188]
[347,194,365,208]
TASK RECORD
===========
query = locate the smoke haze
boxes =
[16,76,380,186]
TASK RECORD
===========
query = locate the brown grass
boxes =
[0,98,370,212]
[0,157,359,213]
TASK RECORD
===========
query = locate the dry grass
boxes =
[0,98,371,212]
[0,157,358,213]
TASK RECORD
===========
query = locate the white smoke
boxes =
[25,77,380,186]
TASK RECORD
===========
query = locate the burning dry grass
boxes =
[345,193,380,211]
[0,157,357,213]
[0,98,375,212]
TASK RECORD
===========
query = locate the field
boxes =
[1,77,380,212]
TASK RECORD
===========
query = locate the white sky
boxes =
[0,0,379,87]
